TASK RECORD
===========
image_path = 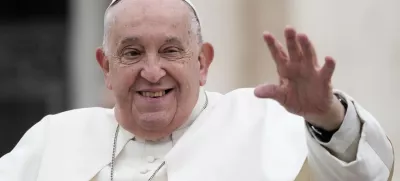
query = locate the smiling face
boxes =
[96,0,214,140]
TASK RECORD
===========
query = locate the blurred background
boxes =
[1,0,399,178]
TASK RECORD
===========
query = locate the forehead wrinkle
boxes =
[110,0,191,24]
[113,16,191,44]
[111,10,187,34]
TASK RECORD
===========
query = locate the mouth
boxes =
[137,88,174,98]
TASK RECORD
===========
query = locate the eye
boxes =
[119,48,143,64]
[163,47,180,54]
[123,49,142,58]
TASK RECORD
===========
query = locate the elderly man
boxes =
[0,0,394,180]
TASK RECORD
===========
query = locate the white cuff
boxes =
[308,93,362,154]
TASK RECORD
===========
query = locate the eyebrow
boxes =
[117,36,184,48]
[120,37,140,46]
[165,37,184,46]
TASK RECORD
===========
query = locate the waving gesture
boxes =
[254,27,345,131]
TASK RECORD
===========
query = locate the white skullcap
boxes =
[107,0,200,26]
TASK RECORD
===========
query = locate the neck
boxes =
[176,87,207,131]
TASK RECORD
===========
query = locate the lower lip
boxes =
[136,89,174,103]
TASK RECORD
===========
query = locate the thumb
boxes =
[254,83,281,99]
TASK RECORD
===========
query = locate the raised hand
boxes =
[254,26,345,131]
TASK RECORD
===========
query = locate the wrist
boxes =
[308,93,348,142]
[307,94,347,131]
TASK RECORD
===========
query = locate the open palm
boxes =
[254,27,337,123]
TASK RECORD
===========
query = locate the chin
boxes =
[136,112,190,141]
[138,117,172,131]
[141,132,172,141]
[136,122,175,141]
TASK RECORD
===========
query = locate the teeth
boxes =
[140,91,166,98]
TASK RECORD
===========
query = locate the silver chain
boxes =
[110,92,208,181]
[110,125,120,181]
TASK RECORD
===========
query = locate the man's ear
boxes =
[96,47,112,90]
[199,43,214,86]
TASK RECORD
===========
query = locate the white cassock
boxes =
[0,88,394,181]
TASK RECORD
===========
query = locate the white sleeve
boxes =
[0,115,51,181]
[306,91,394,181]
[308,94,361,163]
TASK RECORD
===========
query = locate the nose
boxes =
[140,60,166,83]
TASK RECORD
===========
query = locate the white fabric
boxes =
[109,0,200,25]
[309,93,361,163]
[93,88,207,181]
[108,0,199,23]
[93,138,171,180]
[0,88,394,181]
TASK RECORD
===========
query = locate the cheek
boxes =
[111,66,140,92]
[183,63,202,92]
[190,61,202,83]
[168,60,199,83]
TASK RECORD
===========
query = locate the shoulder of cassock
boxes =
[164,88,309,180]
[0,107,120,180]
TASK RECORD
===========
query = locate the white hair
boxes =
[102,1,202,55]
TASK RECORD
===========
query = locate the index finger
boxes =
[263,32,288,68]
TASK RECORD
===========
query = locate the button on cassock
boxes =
[146,156,156,163]
[140,169,150,174]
